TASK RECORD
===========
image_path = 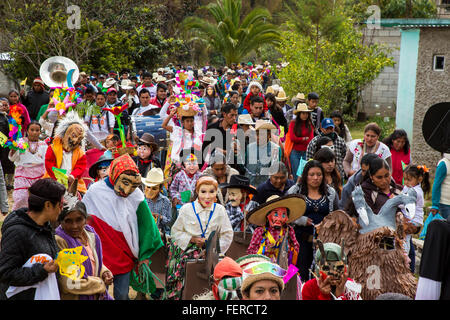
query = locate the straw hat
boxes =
[246,194,306,227]
[265,86,275,95]
[291,92,306,105]
[236,254,271,270]
[293,103,312,114]
[238,114,255,126]
[177,103,198,117]
[255,119,277,131]
[275,89,288,102]
[142,168,166,187]
[155,75,167,83]
[201,77,217,86]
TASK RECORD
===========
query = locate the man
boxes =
[245,120,281,187]
[249,95,265,122]
[307,92,324,136]
[76,86,97,119]
[149,83,168,108]
[203,103,238,161]
[137,72,156,97]
[21,77,50,120]
[105,87,120,108]
[85,92,115,143]
[83,154,163,300]
[131,89,159,117]
[246,161,295,212]
[306,118,347,179]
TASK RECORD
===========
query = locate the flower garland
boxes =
[5,104,29,153]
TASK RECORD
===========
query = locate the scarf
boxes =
[109,153,140,185]
[55,225,113,300]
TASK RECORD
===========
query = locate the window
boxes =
[434,55,445,71]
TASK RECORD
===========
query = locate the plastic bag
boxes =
[419,212,445,240]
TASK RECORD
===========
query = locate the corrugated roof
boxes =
[366,19,450,28]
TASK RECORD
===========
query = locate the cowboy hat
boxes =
[88,152,115,179]
[155,75,167,83]
[246,194,306,226]
[138,132,159,151]
[265,86,275,95]
[291,92,306,105]
[238,114,256,126]
[103,78,117,88]
[219,175,256,194]
[120,79,135,90]
[255,119,276,131]
[201,77,217,86]
[275,89,288,102]
[293,103,312,114]
[177,104,198,118]
[142,167,166,187]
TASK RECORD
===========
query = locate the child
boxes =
[105,134,121,158]
[401,164,430,267]
[143,167,171,234]
[9,121,48,210]
[169,152,202,208]
[242,81,267,114]
[88,151,114,183]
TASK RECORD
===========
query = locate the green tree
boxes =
[182,0,281,65]
[278,17,394,115]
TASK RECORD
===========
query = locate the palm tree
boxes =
[182,0,280,65]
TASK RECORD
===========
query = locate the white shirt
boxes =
[9,141,47,167]
[171,200,233,252]
[84,111,115,142]
[131,104,159,116]
[348,139,391,172]
[401,185,424,226]
[137,84,156,97]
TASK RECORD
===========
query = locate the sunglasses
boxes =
[243,262,287,278]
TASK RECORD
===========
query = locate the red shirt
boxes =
[289,121,314,151]
[149,96,166,108]
[390,148,410,185]
[243,92,268,113]
[302,278,353,300]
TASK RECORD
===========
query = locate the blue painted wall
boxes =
[396,29,420,140]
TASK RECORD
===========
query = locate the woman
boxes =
[288,103,314,182]
[55,201,114,300]
[313,147,342,198]
[287,160,339,282]
[383,129,411,185]
[166,176,234,300]
[203,85,221,118]
[265,93,288,135]
[347,157,403,217]
[241,260,285,300]
[9,121,48,210]
[0,178,65,300]
[343,122,392,177]
[7,90,31,135]
[330,110,352,143]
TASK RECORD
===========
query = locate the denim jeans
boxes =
[438,204,450,220]
[290,150,306,182]
[113,272,130,300]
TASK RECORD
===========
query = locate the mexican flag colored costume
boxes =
[82,154,163,292]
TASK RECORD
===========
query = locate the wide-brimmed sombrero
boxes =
[246,194,306,226]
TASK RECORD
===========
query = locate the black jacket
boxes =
[0,208,58,300]
[23,90,50,121]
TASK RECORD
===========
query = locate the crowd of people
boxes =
[0,60,448,301]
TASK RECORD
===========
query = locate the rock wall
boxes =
[412,28,450,173]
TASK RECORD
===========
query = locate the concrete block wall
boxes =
[360,27,401,117]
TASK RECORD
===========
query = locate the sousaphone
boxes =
[39,56,79,88]
[422,102,450,153]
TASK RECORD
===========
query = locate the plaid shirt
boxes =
[169,170,202,204]
[146,193,172,233]
[225,202,244,231]
[247,225,299,256]
[306,133,347,178]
